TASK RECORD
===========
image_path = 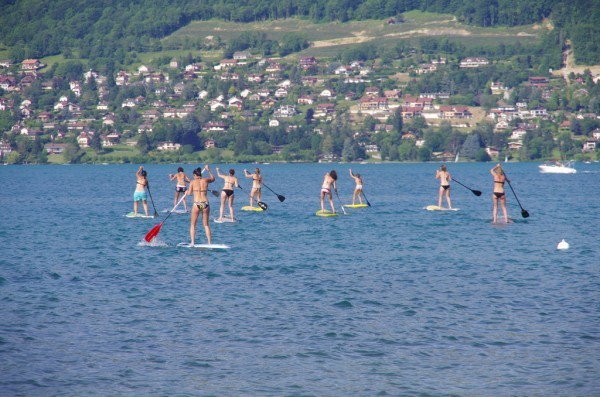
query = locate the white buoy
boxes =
[557,239,569,250]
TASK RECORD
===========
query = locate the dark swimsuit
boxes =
[223,189,234,197]
[494,181,505,198]
[442,185,450,190]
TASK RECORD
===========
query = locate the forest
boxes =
[0,0,598,64]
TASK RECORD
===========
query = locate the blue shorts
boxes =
[133,191,147,201]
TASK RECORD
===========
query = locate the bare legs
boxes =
[320,190,335,213]
[219,192,235,220]
[438,187,451,209]
[492,195,508,223]
[190,204,211,244]
[134,199,148,216]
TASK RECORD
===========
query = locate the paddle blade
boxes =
[472,190,482,196]
[144,222,163,242]
[258,201,268,210]
[521,209,530,218]
[277,195,286,202]
[211,190,220,197]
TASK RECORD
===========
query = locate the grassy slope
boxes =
[167,11,540,58]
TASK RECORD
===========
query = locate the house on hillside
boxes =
[459,57,489,68]
[21,59,43,70]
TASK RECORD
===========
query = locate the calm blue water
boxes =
[1,162,599,396]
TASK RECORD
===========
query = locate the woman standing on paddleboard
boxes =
[216,168,240,221]
[133,165,149,216]
[320,170,338,213]
[244,167,263,208]
[169,166,191,212]
[349,168,363,205]
[435,164,452,209]
[187,165,215,245]
[491,164,509,223]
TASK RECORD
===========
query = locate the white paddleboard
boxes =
[213,216,237,223]
[125,212,155,218]
[177,242,230,250]
[425,205,459,211]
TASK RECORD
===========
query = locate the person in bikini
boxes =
[133,165,149,216]
[216,167,240,221]
[169,166,191,212]
[435,164,452,209]
[349,169,363,205]
[186,165,215,244]
[320,170,338,213]
[491,163,509,223]
[244,167,263,207]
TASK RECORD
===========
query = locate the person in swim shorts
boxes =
[435,164,452,209]
[133,165,149,216]
[349,168,363,205]
[169,166,191,212]
[491,163,508,223]
[216,167,240,221]
[244,167,263,208]
[186,165,215,245]
[320,170,338,213]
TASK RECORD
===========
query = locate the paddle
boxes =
[361,191,371,206]
[503,171,529,218]
[144,194,187,242]
[146,183,159,217]
[451,178,482,196]
[238,186,268,210]
[262,182,285,202]
[334,189,347,215]
[208,189,220,197]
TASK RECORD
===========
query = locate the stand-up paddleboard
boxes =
[490,218,515,224]
[125,212,156,218]
[425,205,459,211]
[177,242,230,250]
[213,216,237,223]
[343,203,369,208]
[241,205,264,212]
[316,210,339,217]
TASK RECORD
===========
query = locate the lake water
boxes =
[1,162,599,396]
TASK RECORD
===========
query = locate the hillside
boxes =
[0,0,597,64]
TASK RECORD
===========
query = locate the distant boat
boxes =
[539,160,577,174]
[504,154,508,163]
[454,152,459,163]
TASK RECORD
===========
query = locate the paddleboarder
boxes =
[133,165,149,217]
[491,164,509,223]
[243,167,263,208]
[187,165,215,245]
[169,166,191,212]
[320,170,338,214]
[216,168,240,221]
[435,164,452,209]
[349,169,363,206]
